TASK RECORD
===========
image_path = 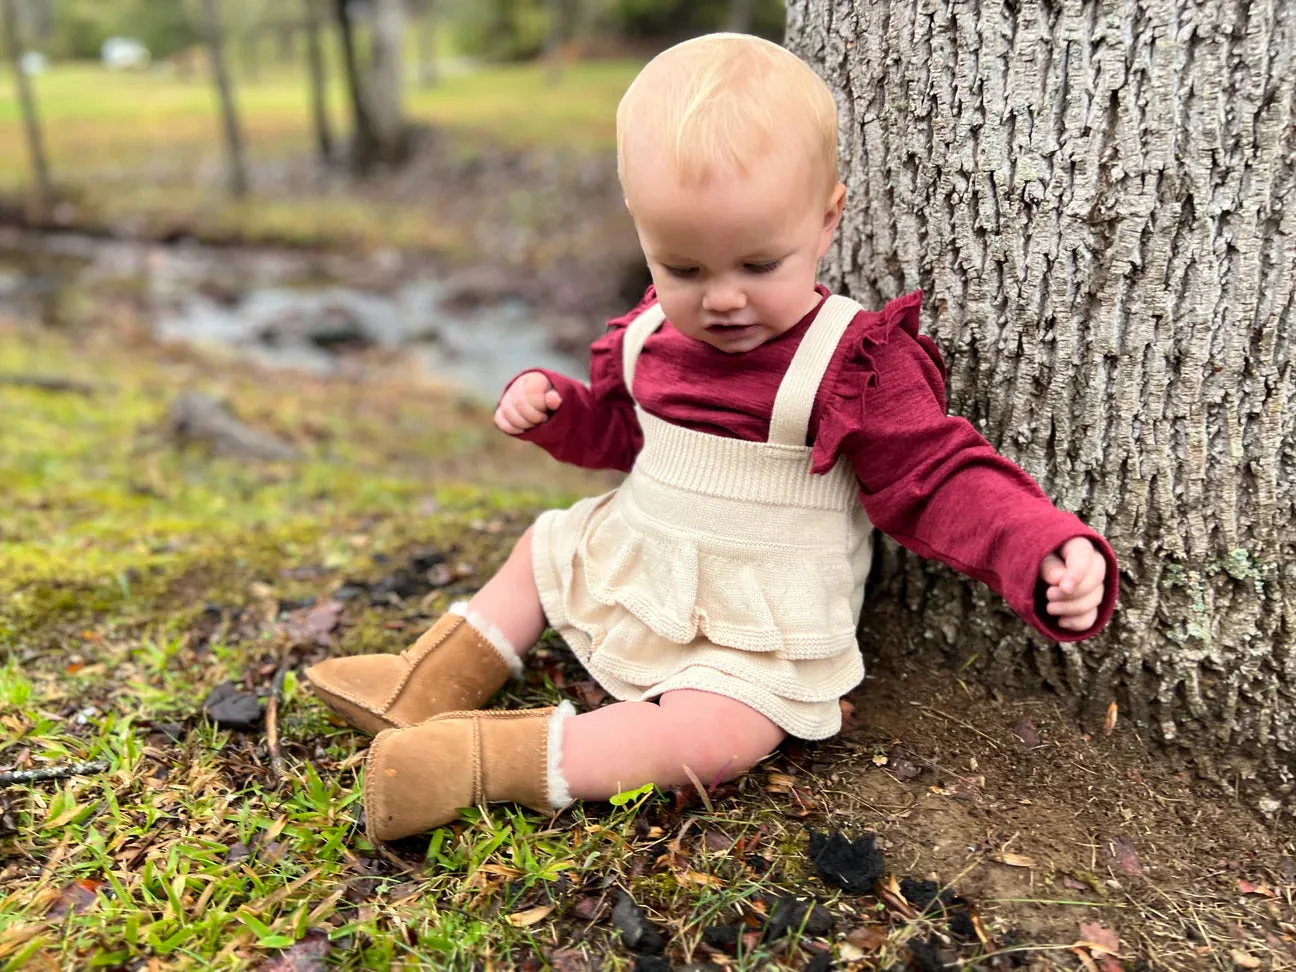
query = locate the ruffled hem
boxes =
[811,288,940,475]
[533,506,862,740]
[572,491,860,659]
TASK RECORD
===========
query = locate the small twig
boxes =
[0,759,109,786]
[680,764,714,814]
[0,373,100,395]
[265,646,293,785]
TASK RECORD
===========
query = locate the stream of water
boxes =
[0,231,587,401]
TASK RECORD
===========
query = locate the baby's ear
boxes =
[824,183,847,229]
[818,183,847,257]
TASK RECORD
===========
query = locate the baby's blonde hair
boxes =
[617,33,839,198]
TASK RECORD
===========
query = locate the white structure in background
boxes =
[101,37,151,70]
[19,51,47,75]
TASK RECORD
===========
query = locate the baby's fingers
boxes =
[507,388,549,427]
[1047,584,1103,618]
[1039,552,1067,587]
[497,398,537,434]
[494,404,524,435]
[1057,608,1099,632]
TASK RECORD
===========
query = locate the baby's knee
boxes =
[659,697,783,783]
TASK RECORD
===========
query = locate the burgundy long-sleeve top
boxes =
[512,286,1118,642]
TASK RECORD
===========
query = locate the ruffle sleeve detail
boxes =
[811,289,934,475]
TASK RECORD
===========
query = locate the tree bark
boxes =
[303,0,333,164]
[787,0,1296,794]
[201,0,249,198]
[1,0,51,213]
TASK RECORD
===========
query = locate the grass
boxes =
[2,309,1294,970]
[0,319,861,971]
[0,58,640,251]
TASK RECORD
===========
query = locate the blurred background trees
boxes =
[0,0,786,191]
[2,0,785,64]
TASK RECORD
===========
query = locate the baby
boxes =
[307,33,1116,842]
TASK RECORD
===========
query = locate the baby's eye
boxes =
[664,265,699,279]
[744,260,781,275]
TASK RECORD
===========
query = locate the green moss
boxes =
[0,324,595,652]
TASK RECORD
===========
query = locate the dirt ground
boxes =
[801,657,1296,969]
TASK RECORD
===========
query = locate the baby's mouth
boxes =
[705,322,757,333]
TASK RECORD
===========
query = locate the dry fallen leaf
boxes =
[1238,879,1278,897]
[838,943,866,962]
[1104,836,1145,877]
[845,925,888,951]
[1076,922,1123,972]
[1230,950,1261,970]
[477,864,522,878]
[876,875,918,919]
[678,871,726,888]
[1078,922,1121,955]
[765,773,796,793]
[1103,701,1118,735]
[1014,719,1041,746]
[506,905,555,927]
[990,852,1037,868]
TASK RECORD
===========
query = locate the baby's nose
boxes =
[702,284,747,313]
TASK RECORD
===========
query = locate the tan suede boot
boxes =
[305,605,521,735]
[363,702,575,841]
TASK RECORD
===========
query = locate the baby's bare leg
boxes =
[465,526,547,657]
[559,688,786,801]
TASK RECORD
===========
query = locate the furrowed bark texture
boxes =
[786,0,1296,789]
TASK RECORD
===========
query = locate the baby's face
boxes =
[628,152,844,353]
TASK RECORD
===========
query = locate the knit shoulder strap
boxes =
[620,301,668,402]
[767,294,864,447]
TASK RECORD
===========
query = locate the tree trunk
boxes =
[201,0,249,198]
[786,0,1296,793]
[416,0,437,87]
[728,0,755,33]
[276,21,296,63]
[333,0,379,173]
[544,0,567,84]
[303,0,333,164]
[366,0,408,161]
[240,28,260,83]
[1,0,52,213]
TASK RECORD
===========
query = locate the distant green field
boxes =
[0,59,637,170]
[0,58,639,250]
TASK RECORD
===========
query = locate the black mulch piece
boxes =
[906,937,954,971]
[358,549,450,604]
[632,956,671,972]
[990,929,1032,967]
[613,891,667,956]
[763,895,835,940]
[701,925,740,953]
[807,829,885,893]
[804,948,834,972]
[202,681,263,730]
[898,877,976,941]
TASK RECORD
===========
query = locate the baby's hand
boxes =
[1039,537,1107,632]
[495,372,562,435]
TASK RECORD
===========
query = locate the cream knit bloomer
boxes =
[532,295,874,740]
